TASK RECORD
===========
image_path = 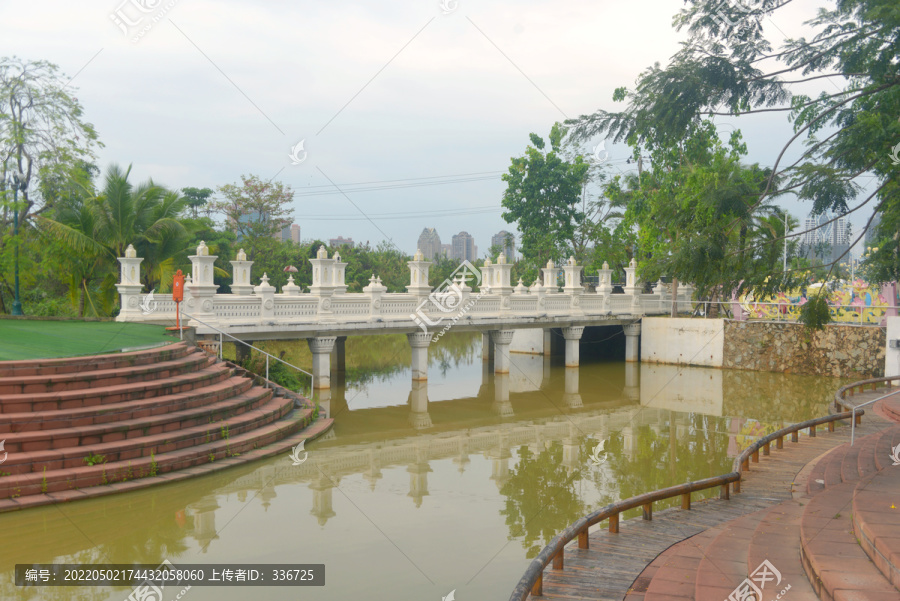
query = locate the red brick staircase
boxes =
[627,421,900,601]
[0,341,332,511]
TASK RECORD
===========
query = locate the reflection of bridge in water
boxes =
[183,360,738,538]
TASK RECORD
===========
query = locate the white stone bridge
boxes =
[116,243,691,391]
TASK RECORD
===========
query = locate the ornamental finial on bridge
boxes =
[497,252,507,264]
[317,245,328,259]
[547,259,555,269]
[125,244,137,258]
[413,248,425,261]
[197,241,209,256]
[237,248,247,261]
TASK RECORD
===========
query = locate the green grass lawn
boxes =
[0,320,178,361]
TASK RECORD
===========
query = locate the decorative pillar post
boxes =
[495,252,514,311]
[116,244,144,320]
[490,329,515,374]
[308,336,336,390]
[624,257,641,295]
[255,273,276,320]
[623,322,641,362]
[542,259,558,291]
[407,331,434,381]
[597,261,613,296]
[562,256,583,295]
[282,275,303,296]
[230,248,254,295]
[406,249,432,297]
[332,251,348,295]
[309,246,335,296]
[562,326,584,367]
[480,259,494,294]
[186,241,219,324]
[363,274,387,316]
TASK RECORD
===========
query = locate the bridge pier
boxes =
[490,330,515,374]
[308,336,336,389]
[331,336,346,384]
[623,322,642,362]
[408,380,432,429]
[482,332,494,363]
[492,373,513,417]
[564,367,582,408]
[543,329,552,356]
[562,326,584,367]
[408,332,433,381]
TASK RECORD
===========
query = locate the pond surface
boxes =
[1,332,846,601]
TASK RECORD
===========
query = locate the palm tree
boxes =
[39,163,191,314]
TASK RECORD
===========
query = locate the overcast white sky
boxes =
[2,0,877,259]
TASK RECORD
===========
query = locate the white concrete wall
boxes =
[887,316,900,380]
[640,317,725,367]
[510,328,544,354]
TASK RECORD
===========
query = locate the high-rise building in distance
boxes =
[329,236,354,248]
[451,231,477,262]
[799,212,850,264]
[417,227,442,261]
[491,230,516,260]
[275,223,301,244]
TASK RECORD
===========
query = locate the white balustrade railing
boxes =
[116,244,691,331]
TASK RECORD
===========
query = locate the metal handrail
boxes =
[833,375,900,445]
[179,310,313,392]
[508,409,857,600]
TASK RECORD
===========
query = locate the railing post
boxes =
[776,436,783,450]
[734,478,741,494]
[681,493,691,510]
[720,484,730,500]
[578,530,589,549]
[266,356,269,388]
[752,449,760,463]
[809,425,816,437]
[642,503,653,521]
[742,459,750,471]
[532,574,542,597]
[609,513,619,533]
[763,442,770,456]
[552,550,564,570]
[828,421,835,432]
[791,431,799,443]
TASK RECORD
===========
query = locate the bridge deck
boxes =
[534,410,892,600]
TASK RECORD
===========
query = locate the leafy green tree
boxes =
[566,0,900,301]
[502,123,590,272]
[213,175,294,260]
[181,186,214,218]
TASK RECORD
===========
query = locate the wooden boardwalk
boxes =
[536,399,895,600]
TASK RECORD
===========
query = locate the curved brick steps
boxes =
[852,466,900,589]
[0,375,255,434]
[873,427,900,472]
[745,498,819,600]
[0,347,210,394]
[800,478,898,600]
[625,525,722,600]
[0,361,232,413]
[0,342,333,511]
[694,510,767,601]
[0,342,193,377]
[0,389,291,479]
[807,442,849,495]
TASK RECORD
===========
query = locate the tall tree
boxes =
[181,186,213,218]
[214,174,294,260]
[501,123,590,273]
[566,0,900,291]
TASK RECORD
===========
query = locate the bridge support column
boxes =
[490,330,515,374]
[492,373,513,417]
[408,380,432,429]
[562,326,584,367]
[623,322,641,363]
[331,336,346,374]
[482,332,494,363]
[543,329,552,356]
[308,336,336,389]
[408,332,433,381]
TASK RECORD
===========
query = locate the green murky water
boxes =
[0,332,845,600]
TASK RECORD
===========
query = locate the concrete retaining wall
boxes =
[640,317,724,367]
